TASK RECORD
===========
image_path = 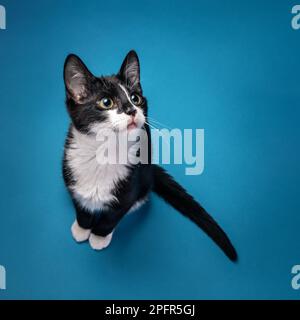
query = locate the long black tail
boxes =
[152,165,238,262]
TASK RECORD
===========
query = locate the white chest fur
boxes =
[66,127,130,212]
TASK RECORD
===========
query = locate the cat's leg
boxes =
[71,202,94,243]
[89,206,130,250]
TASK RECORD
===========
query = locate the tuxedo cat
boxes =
[63,50,237,261]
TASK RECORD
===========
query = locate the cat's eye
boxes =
[130,93,142,106]
[97,97,114,109]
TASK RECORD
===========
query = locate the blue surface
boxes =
[0,0,300,299]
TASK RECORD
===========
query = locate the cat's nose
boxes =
[126,108,137,117]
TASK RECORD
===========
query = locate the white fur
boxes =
[71,220,91,242]
[89,232,113,250]
[107,106,145,133]
[107,108,131,132]
[66,127,130,212]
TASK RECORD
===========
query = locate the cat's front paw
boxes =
[89,232,113,250]
[71,220,91,242]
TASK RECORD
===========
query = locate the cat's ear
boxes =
[118,50,140,88]
[64,54,94,103]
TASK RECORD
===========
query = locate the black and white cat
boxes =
[63,50,237,261]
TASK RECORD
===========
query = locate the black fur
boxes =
[63,50,237,261]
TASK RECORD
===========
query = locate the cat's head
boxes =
[63,50,147,134]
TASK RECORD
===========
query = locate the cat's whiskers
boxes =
[144,121,159,131]
[146,119,164,129]
[147,116,173,130]
[144,120,176,150]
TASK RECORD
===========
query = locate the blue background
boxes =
[0,0,299,299]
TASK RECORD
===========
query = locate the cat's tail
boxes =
[152,165,238,262]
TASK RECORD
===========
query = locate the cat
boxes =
[62,50,237,261]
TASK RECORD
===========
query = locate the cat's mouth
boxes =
[127,119,138,130]
[111,113,145,133]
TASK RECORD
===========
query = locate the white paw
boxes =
[71,220,91,242]
[89,232,113,250]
